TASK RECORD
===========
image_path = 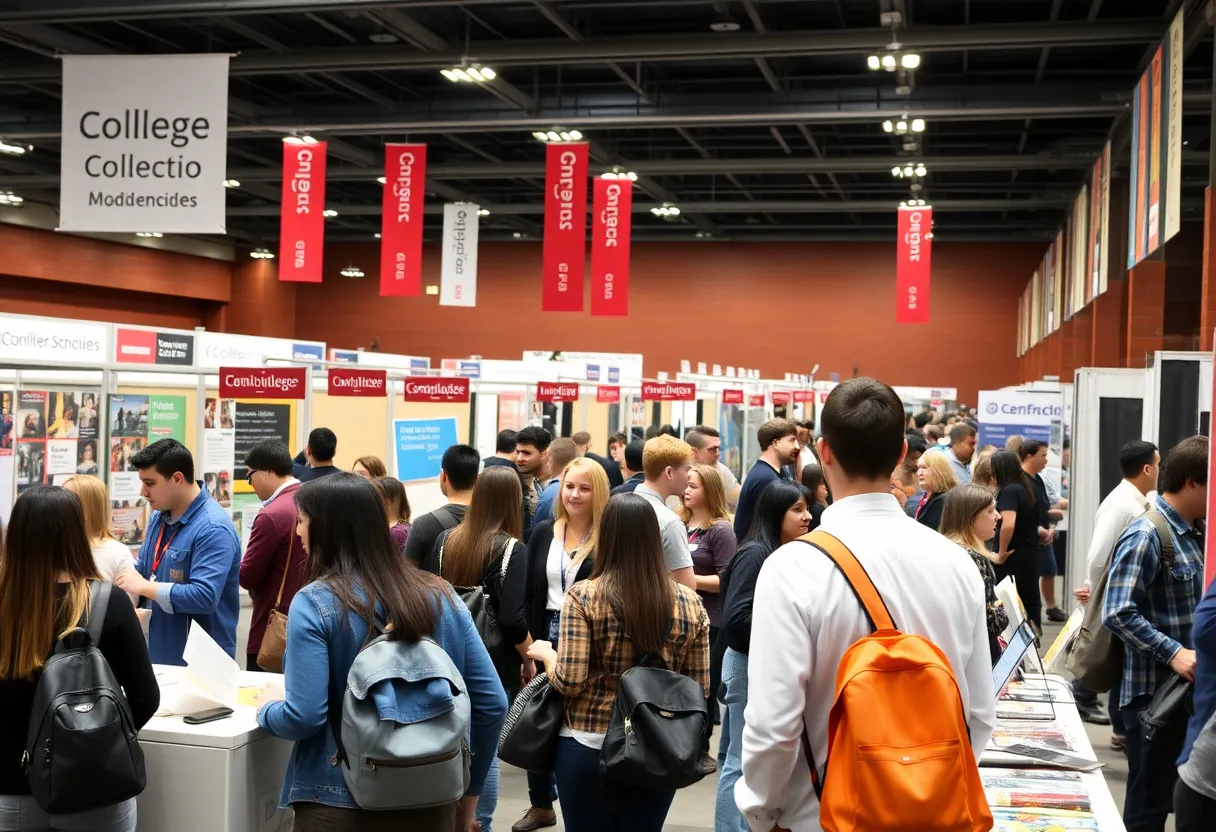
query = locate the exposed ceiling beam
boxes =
[0,20,1173,82]
[0,153,1139,190]
[227,196,1076,217]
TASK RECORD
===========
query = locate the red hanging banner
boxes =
[542,143,588,311]
[596,385,621,404]
[591,177,631,316]
[278,141,327,282]
[721,389,744,405]
[219,367,308,399]
[328,368,387,397]
[537,382,580,403]
[895,205,932,323]
[380,144,426,297]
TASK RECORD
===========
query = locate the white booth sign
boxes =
[977,389,1064,448]
[59,54,230,233]
[0,313,109,364]
[196,333,325,370]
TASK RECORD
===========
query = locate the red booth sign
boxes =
[219,367,307,399]
[793,390,815,403]
[641,381,696,402]
[404,377,470,403]
[721,389,744,405]
[596,385,621,404]
[537,382,580,403]
[328,368,386,397]
[748,394,766,408]
[772,391,792,405]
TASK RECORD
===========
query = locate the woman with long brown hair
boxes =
[0,486,158,831]
[424,464,528,832]
[370,476,411,554]
[516,456,610,831]
[528,494,709,831]
[352,456,387,480]
[255,473,507,832]
[940,484,1009,661]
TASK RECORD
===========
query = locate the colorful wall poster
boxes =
[1128,9,1184,268]
[1088,143,1112,301]
[13,390,101,491]
[394,417,458,482]
[107,393,187,548]
[202,397,236,513]
[0,391,12,524]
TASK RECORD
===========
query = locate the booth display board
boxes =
[8,390,104,491]
[394,418,459,482]
[977,389,1064,449]
[108,393,187,548]
[1144,351,1212,464]
[203,397,299,510]
[1065,368,1148,605]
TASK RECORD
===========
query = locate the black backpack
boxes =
[439,534,517,658]
[599,621,710,790]
[24,582,146,814]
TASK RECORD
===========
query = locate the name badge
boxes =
[168,568,185,583]
[688,544,700,552]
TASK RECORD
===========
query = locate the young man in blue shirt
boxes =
[1104,435,1208,832]
[116,438,242,665]
[732,418,800,541]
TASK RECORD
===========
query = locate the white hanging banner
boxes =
[439,203,479,307]
[59,54,230,233]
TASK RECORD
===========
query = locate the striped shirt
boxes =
[1103,495,1204,708]
[550,577,709,736]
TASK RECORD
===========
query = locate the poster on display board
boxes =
[977,390,1064,449]
[394,418,458,482]
[202,397,298,506]
[0,391,12,524]
[108,393,187,548]
[13,390,103,491]
[202,397,236,512]
[497,392,527,432]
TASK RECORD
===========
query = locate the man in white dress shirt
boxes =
[735,377,996,832]
[1069,439,1158,738]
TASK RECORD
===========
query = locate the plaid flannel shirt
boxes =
[1102,495,1204,708]
[550,577,710,735]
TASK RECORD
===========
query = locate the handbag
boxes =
[441,535,516,659]
[1142,672,1193,743]
[498,671,564,772]
[255,552,294,672]
[599,624,711,790]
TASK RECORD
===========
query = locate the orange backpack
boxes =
[791,530,993,832]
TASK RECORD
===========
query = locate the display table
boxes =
[982,674,1126,831]
[136,667,292,832]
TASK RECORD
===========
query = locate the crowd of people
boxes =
[0,380,1213,832]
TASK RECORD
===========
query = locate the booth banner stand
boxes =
[109,393,187,549]
[977,390,1064,448]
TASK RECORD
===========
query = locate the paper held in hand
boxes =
[158,622,240,715]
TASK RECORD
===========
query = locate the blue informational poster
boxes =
[976,390,1063,449]
[394,417,458,482]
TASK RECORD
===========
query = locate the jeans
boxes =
[0,796,136,831]
[706,625,723,735]
[1121,694,1184,832]
[553,737,675,832]
[476,755,499,831]
[1175,778,1216,832]
[715,647,750,832]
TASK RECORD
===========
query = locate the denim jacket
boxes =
[256,580,508,809]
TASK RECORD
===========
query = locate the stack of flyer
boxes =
[982,768,1099,830]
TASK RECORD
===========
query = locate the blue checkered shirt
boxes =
[1102,495,1204,708]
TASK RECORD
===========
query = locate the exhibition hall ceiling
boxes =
[0,0,1209,244]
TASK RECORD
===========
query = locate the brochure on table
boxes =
[158,622,277,717]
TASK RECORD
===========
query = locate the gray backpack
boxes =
[329,625,471,810]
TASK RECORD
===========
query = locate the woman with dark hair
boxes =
[255,473,508,832]
[714,480,813,832]
[426,465,528,832]
[990,449,1043,631]
[799,463,829,530]
[527,494,709,831]
[0,486,159,831]
[370,476,411,553]
[940,484,1009,661]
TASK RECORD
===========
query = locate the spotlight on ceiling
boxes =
[340,266,365,278]
[250,248,275,259]
[0,140,30,155]
[223,179,240,188]
[323,209,338,218]
[650,204,681,218]
[534,129,583,143]
[283,134,317,145]
[135,231,163,238]
[442,64,496,82]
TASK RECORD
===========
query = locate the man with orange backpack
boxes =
[735,377,997,832]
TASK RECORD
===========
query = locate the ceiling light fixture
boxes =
[899,198,929,209]
[478,208,490,216]
[0,140,30,155]
[425,284,440,295]
[340,266,365,278]
[283,134,317,145]
[535,129,584,143]
[651,204,681,218]
[323,209,338,218]
[377,176,387,184]
[374,232,382,239]
[601,170,638,181]
[867,47,921,73]
[891,163,928,179]
[512,232,524,238]
[135,231,163,238]
[442,63,496,83]
[881,116,925,136]
[223,179,240,188]
[250,248,275,259]
[0,192,24,205]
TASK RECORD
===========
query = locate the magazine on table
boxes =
[981,767,1091,812]
[991,806,1099,831]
